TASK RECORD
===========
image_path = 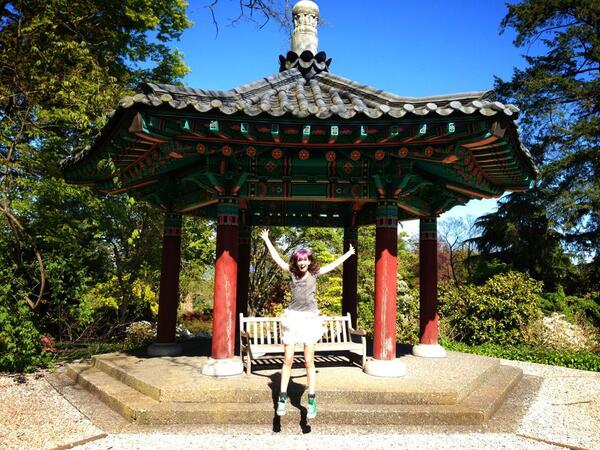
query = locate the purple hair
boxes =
[289,248,320,278]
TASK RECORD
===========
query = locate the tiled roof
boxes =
[130,69,520,120]
[61,68,526,169]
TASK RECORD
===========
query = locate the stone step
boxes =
[66,361,522,426]
[89,352,500,405]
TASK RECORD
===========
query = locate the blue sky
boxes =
[173,0,531,235]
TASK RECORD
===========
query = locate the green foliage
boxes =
[0,0,192,371]
[439,271,544,345]
[179,218,216,314]
[442,339,600,372]
[539,290,600,327]
[0,295,53,372]
[123,321,156,348]
[470,191,576,290]
[469,258,512,285]
[493,0,600,290]
[79,274,158,330]
[179,312,213,335]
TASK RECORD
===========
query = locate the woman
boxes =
[260,229,355,419]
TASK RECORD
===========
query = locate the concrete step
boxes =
[66,361,522,426]
[89,352,500,405]
[461,364,523,421]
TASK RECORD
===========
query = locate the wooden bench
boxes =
[239,313,366,375]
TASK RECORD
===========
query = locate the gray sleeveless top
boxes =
[288,272,318,312]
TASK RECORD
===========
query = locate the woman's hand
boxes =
[347,243,356,256]
[259,229,290,272]
[260,228,270,243]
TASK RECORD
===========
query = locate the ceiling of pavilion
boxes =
[62,1,537,228]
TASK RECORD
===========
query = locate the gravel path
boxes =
[77,432,561,449]
[0,373,104,450]
[1,359,598,450]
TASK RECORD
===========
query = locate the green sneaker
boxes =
[307,396,317,419]
[276,396,287,416]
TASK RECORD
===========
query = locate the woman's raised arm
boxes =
[260,229,290,273]
[318,244,355,275]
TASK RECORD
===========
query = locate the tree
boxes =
[0,0,191,354]
[207,0,293,35]
[490,0,599,289]
[471,190,575,291]
[438,216,478,286]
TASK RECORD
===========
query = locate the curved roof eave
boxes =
[61,68,526,171]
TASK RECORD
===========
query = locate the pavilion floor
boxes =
[62,337,522,426]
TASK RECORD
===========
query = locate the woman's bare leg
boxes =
[304,344,316,394]
[280,344,295,393]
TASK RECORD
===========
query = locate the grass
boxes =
[441,339,600,372]
[52,341,138,364]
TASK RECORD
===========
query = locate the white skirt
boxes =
[280,309,326,345]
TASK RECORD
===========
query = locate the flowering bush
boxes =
[40,336,57,353]
[124,321,192,348]
[124,321,156,348]
[524,313,599,352]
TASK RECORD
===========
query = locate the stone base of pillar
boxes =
[363,357,407,377]
[412,343,447,358]
[147,342,183,357]
[201,357,244,377]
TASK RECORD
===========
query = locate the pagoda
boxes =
[62,0,537,377]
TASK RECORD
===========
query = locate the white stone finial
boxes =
[292,0,319,54]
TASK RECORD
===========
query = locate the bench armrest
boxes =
[349,327,366,337]
[240,330,251,342]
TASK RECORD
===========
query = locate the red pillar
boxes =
[212,198,239,359]
[342,227,358,328]
[156,214,182,343]
[373,201,398,360]
[419,217,439,344]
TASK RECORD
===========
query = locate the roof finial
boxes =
[291,0,319,54]
[279,0,331,78]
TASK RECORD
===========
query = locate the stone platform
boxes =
[66,338,522,426]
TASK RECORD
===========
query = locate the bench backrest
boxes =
[239,313,353,346]
[239,315,283,346]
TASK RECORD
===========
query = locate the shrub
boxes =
[123,320,192,348]
[0,297,53,372]
[123,321,156,348]
[524,313,599,352]
[539,290,600,327]
[396,283,419,344]
[439,271,543,346]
